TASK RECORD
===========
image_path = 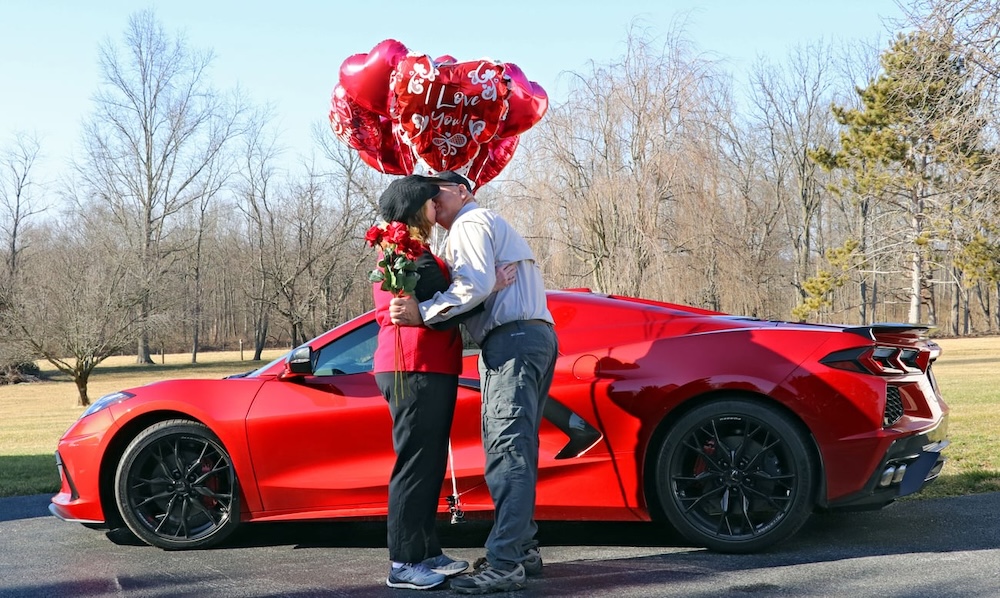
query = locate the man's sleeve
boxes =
[419,219,496,326]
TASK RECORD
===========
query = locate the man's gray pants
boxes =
[478,320,558,571]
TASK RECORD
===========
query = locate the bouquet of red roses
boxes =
[365,221,423,296]
[365,220,425,401]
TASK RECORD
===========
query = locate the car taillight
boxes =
[820,346,926,376]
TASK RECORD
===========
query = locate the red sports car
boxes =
[50,290,949,553]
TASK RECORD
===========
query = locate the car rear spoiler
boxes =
[843,323,931,341]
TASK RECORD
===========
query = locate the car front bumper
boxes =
[49,410,119,525]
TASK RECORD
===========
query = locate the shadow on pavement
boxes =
[5,491,999,598]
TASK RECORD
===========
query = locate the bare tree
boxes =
[908,0,1000,83]
[184,144,234,362]
[708,82,790,318]
[0,133,45,378]
[271,160,374,345]
[234,110,283,358]
[313,123,383,326]
[749,42,838,303]
[9,216,146,405]
[526,22,721,300]
[77,9,243,363]
[906,0,1000,334]
[0,133,44,282]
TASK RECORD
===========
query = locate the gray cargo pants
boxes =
[477,319,558,571]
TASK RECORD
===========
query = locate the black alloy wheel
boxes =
[654,398,816,553]
[114,419,240,550]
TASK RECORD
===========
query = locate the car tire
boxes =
[654,398,816,553]
[114,419,240,550]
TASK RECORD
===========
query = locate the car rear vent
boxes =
[884,385,904,427]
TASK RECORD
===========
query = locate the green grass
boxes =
[911,336,1000,498]
[1,339,998,500]
[0,455,62,496]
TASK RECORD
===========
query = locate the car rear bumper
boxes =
[826,419,949,510]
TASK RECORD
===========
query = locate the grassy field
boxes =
[1,338,998,499]
[917,337,1000,497]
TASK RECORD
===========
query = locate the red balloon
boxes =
[357,145,408,175]
[460,136,518,188]
[329,85,409,174]
[499,62,549,138]
[338,39,409,115]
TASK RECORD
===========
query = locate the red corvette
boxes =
[50,290,949,553]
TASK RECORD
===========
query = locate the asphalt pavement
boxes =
[1,492,999,597]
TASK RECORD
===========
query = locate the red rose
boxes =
[384,221,409,245]
[403,237,424,261]
[364,224,384,247]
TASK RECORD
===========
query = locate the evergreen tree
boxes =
[810,30,987,325]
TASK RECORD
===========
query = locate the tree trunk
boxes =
[137,331,154,364]
[74,372,90,407]
[859,278,869,324]
[191,317,200,364]
[951,266,961,336]
[253,311,268,361]
[907,204,923,325]
[191,263,202,364]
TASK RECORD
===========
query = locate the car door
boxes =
[245,321,398,514]
[244,320,490,517]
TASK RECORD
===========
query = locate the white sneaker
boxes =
[421,553,469,577]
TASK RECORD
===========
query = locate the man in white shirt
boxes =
[389,171,557,593]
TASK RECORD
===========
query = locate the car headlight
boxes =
[80,391,135,419]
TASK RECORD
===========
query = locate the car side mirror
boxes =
[280,345,314,379]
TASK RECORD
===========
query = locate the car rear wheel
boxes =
[114,419,240,550]
[654,398,816,553]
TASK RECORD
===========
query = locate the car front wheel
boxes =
[654,398,816,553]
[114,419,240,550]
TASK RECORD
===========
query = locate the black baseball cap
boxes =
[378,174,449,223]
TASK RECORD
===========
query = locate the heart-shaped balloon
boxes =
[390,54,510,173]
[498,62,548,138]
[338,39,409,115]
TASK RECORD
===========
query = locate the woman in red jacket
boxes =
[373,174,511,591]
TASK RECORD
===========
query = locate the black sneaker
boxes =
[522,548,543,576]
[450,563,526,594]
[474,550,542,577]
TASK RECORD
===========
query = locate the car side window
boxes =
[312,321,378,376]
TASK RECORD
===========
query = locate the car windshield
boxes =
[225,320,380,379]
[226,353,289,379]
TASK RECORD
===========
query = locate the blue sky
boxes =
[1,0,904,179]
